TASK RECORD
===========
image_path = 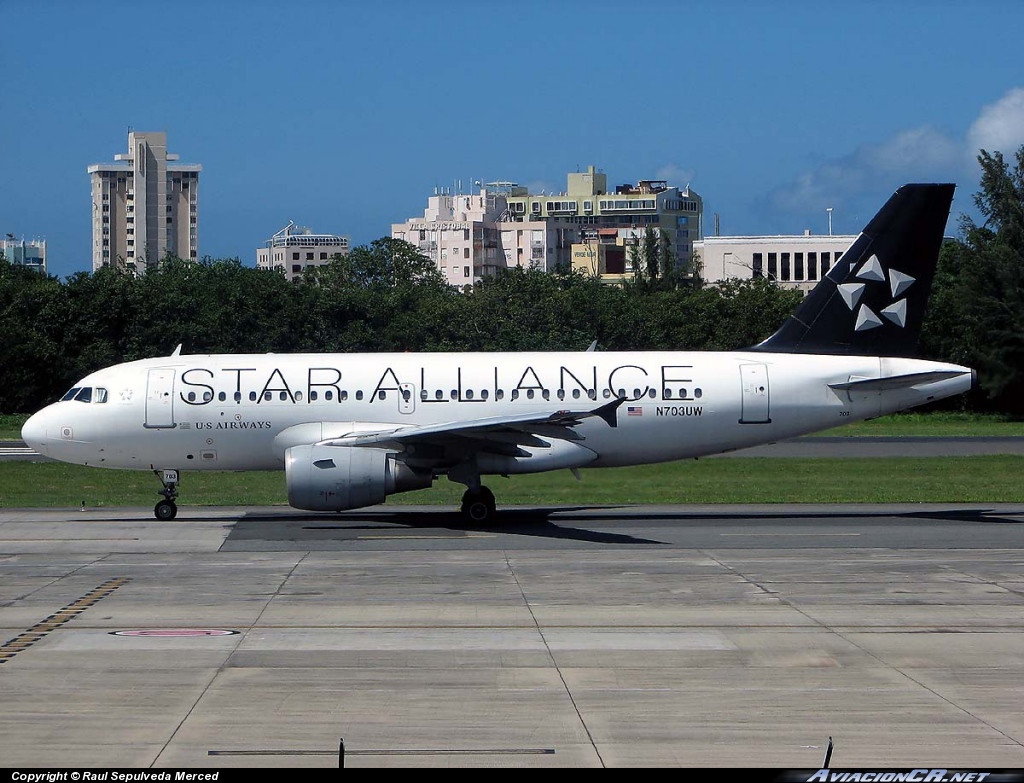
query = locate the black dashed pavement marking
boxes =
[0,577,130,664]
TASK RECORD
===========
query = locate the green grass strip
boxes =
[2,456,1023,508]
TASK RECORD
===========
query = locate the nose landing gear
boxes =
[153,469,179,520]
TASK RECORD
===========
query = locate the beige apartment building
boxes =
[256,222,351,281]
[392,167,702,286]
[88,131,201,272]
[695,233,856,293]
[505,166,702,273]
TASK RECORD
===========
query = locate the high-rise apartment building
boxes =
[1,235,46,274]
[256,222,351,282]
[88,131,201,272]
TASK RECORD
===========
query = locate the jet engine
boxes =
[285,445,432,512]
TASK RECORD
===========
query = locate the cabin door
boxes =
[145,369,176,429]
[739,364,771,424]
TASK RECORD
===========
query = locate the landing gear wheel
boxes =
[155,500,178,521]
[153,469,180,520]
[460,486,497,524]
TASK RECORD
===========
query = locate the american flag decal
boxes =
[627,406,643,416]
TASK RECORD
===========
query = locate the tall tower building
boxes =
[88,131,201,272]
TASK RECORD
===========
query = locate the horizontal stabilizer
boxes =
[828,370,968,391]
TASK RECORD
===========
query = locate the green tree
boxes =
[922,146,1024,413]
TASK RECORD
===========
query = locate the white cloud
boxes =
[766,126,961,217]
[763,86,1024,228]
[655,163,697,188]
[966,87,1024,159]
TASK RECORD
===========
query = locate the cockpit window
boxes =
[95,388,108,403]
[61,387,81,401]
[74,387,93,403]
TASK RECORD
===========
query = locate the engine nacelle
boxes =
[285,445,432,512]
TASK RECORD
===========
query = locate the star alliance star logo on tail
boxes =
[837,253,916,332]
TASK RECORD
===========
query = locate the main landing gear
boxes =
[153,469,179,520]
[447,460,500,524]
[460,486,496,523]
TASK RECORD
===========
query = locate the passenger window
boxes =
[279,392,288,401]
[527,389,535,399]
[378,390,386,400]
[205,391,214,402]
[263,391,272,401]
[294,391,303,402]
[249,391,257,401]
[218,392,226,402]
[356,391,363,400]
[325,390,334,401]
[310,391,318,401]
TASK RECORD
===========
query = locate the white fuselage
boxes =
[22,350,973,474]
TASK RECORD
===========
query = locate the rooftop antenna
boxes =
[827,207,834,236]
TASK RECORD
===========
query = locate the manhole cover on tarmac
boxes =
[110,629,239,637]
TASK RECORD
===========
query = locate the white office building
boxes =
[256,222,350,281]
[1,235,46,274]
[696,233,857,293]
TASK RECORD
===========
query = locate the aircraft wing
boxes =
[317,397,625,454]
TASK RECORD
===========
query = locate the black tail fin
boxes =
[749,183,955,356]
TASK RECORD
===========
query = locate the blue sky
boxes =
[3,0,1024,280]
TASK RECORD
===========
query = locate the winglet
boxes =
[593,397,626,428]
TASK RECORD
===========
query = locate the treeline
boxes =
[2,147,1022,415]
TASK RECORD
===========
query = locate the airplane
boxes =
[21,183,975,523]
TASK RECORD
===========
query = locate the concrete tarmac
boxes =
[1,503,1023,769]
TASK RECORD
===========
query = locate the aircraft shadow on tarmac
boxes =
[232,506,665,546]
[76,505,1021,547]
[216,505,1022,547]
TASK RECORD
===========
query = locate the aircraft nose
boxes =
[21,410,49,454]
